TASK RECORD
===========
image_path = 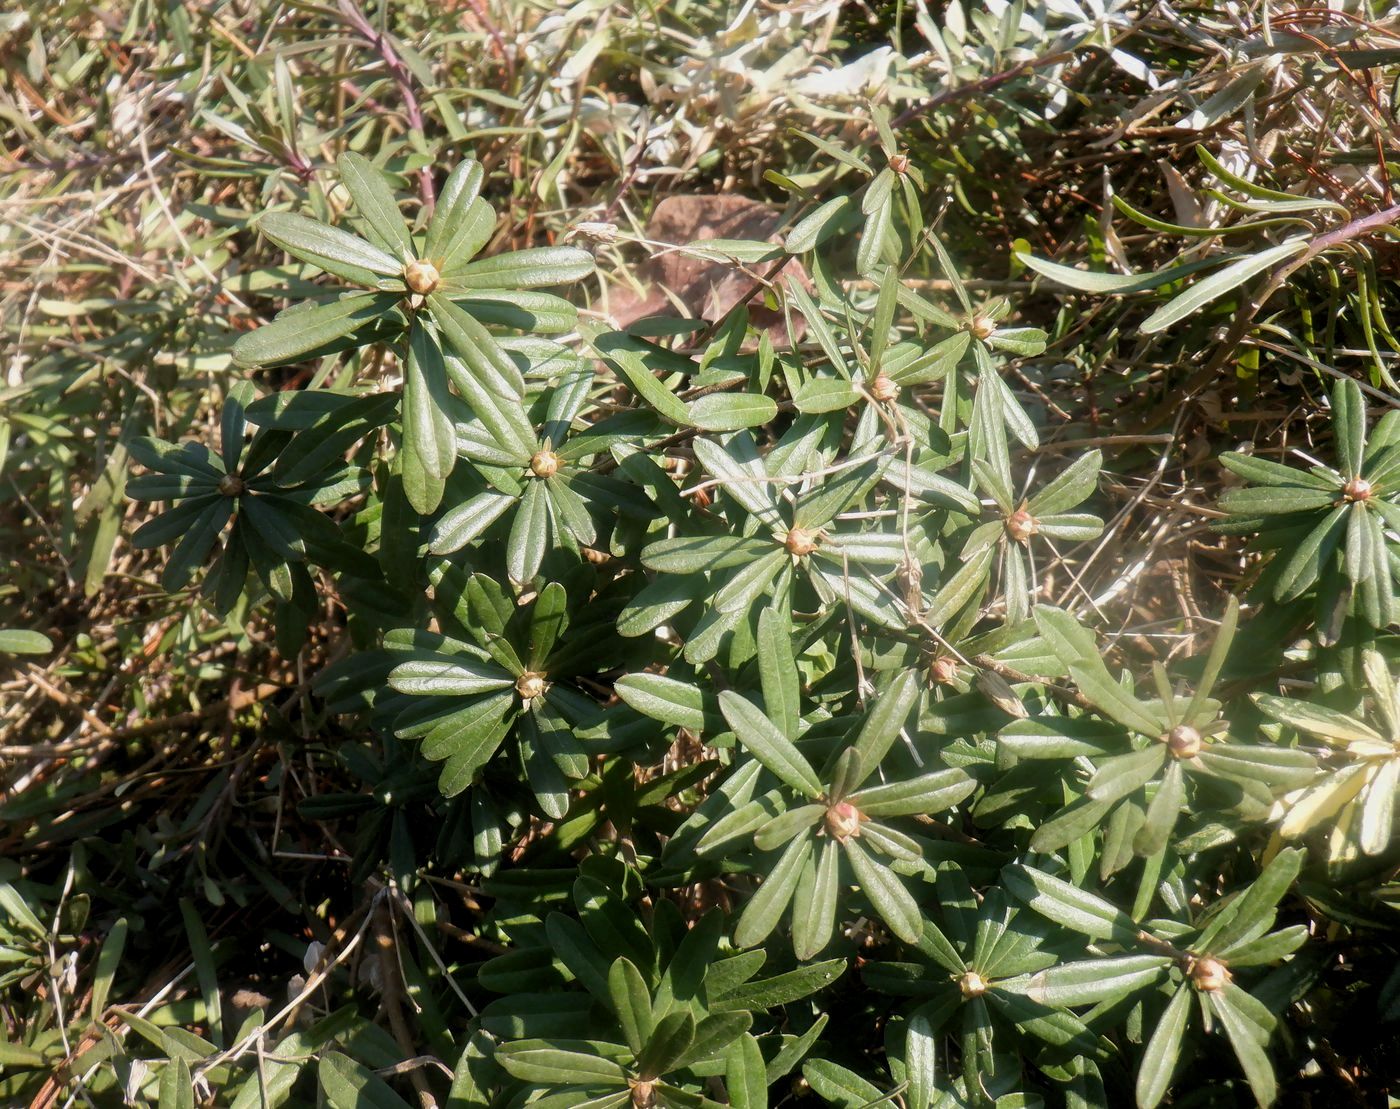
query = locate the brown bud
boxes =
[889,152,910,175]
[403,259,441,295]
[1005,509,1038,544]
[1190,956,1230,992]
[785,527,819,557]
[869,371,899,403]
[515,672,547,701]
[1165,724,1201,759]
[218,474,245,497]
[967,315,997,341]
[530,450,561,479]
[930,656,959,685]
[1343,476,1373,502]
[958,971,988,998]
[629,1079,656,1108]
[825,801,863,841]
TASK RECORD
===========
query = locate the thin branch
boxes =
[337,0,435,214]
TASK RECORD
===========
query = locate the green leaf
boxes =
[827,748,863,805]
[0,629,53,655]
[754,805,824,851]
[1208,988,1277,1107]
[642,535,776,574]
[687,393,779,431]
[849,768,975,817]
[786,196,855,253]
[756,607,800,739]
[720,691,822,797]
[419,699,515,795]
[726,1033,768,1109]
[1196,146,1347,212]
[158,1056,194,1109]
[591,331,693,424]
[1032,605,1100,669]
[90,916,128,1019]
[802,1059,886,1108]
[1135,984,1190,1109]
[654,910,723,1015]
[162,498,233,592]
[1140,238,1309,334]
[1017,250,1231,294]
[318,1050,414,1109]
[857,193,893,276]
[1087,747,1167,804]
[1028,450,1102,516]
[1026,954,1171,1007]
[424,159,485,264]
[507,480,550,584]
[546,914,612,1005]
[844,837,921,943]
[1360,757,1400,856]
[714,550,785,613]
[401,321,457,513]
[1029,795,1114,855]
[614,673,709,732]
[674,1011,752,1069]
[511,1087,628,1109]
[258,210,402,283]
[390,653,513,697]
[921,546,995,626]
[635,1010,695,1080]
[232,292,402,368]
[1331,376,1367,478]
[1272,505,1347,601]
[792,838,840,960]
[692,434,784,533]
[792,377,862,414]
[1278,763,1368,840]
[1067,662,1162,737]
[1217,926,1308,968]
[427,293,528,399]
[850,669,921,785]
[525,582,569,671]
[1203,847,1302,954]
[495,1041,630,1086]
[713,959,846,1011]
[1134,758,1186,857]
[1217,485,1339,515]
[999,717,1121,759]
[795,456,886,531]
[1219,451,1335,489]
[429,490,516,555]
[1002,863,1139,943]
[888,331,970,387]
[608,957,654,1055]
[338,151,414,261]
[1186,594,1238,720]
[905,1009,939,1109]
[460,246,595,289]
[860,821,921,861]
[734,834,812,949]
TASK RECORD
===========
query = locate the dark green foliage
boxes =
[7,2,1400,1107]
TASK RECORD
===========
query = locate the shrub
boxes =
[5,2,1400,1106]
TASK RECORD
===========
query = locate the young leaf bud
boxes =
[403,259,441,295]
[516,672,546,701]
[785,527,819,557]
[825,801,863,841]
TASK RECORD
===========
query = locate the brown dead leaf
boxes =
[609,194,809,346]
